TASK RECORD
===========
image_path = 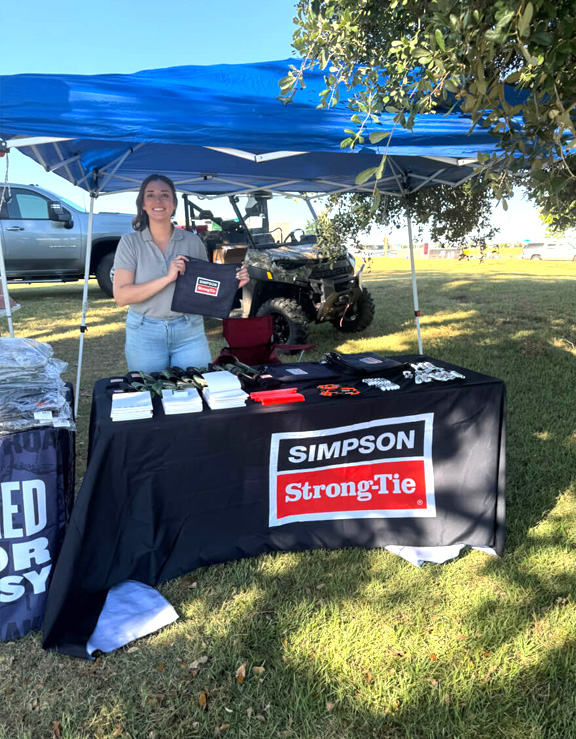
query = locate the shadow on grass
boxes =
[141,533,576,738]
[3,269,576,738]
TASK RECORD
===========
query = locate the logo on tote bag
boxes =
[268,414,435,527]
[195,276,220,297]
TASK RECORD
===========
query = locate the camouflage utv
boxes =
[183,193,375,347]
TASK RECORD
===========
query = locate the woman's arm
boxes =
[113,256,187,307]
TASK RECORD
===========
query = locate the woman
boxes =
[113,174,249,372]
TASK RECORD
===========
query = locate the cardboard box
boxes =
[212,246,247,264]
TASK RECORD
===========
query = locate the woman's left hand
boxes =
[236,264,250,288]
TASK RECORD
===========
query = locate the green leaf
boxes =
[518,2,534,37]
[369,131,391,144]
[532,31,552,46]
[278,76,294,92]
[505,71,521,85]
[355,166,379,185]
[485,29,507,43]
[496,10,515,29]
[375,155,387,179]
[435,29,446,52]
[519,44,540,66]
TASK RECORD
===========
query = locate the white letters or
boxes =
[12,537,51,571]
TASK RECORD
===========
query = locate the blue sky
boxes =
[2,0,546,243]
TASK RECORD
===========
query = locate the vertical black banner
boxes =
[0,427,73,641]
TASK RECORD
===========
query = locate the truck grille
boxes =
[309,260,353,280]
[274,259,309,271]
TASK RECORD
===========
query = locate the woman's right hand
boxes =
[167,255,189,282]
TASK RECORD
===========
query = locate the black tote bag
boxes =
[262,361,339,383]
[324,352,405,376]
[171,258,239,319]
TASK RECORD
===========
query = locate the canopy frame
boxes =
[0,57,507,410]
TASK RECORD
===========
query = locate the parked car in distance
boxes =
[521,240,576,261]
[0,184,134,296]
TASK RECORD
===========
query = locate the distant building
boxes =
[269,221,291,242]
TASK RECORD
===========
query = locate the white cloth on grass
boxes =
[385,545,498,568]
[86,580,178,656]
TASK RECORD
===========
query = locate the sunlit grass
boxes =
[1,259,575,738]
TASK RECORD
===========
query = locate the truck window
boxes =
[11,191,50,220]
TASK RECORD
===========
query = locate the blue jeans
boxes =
[125,310,212,372]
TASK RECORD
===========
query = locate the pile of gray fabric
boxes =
[0,337,74,433]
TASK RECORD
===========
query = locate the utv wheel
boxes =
[333,289,375,333]
[95,252,115,297]
[256,297,310,348]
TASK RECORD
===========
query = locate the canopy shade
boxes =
[0,59,502,196]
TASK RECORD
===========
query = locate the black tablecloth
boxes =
[42,357,505,658]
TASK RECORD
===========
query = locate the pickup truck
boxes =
[0,184,134,296]
[521,239,576,261]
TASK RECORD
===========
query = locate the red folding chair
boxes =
[212,316,314,366]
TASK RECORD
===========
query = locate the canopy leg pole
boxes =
[0,229,14,337]
[406,207,423,355]
[74,194,96,417]
[305,197,318,221]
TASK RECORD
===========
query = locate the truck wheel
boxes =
[332,289,375,333]
[95,252,115,297]
[530,254,542,260]
[256,297,310,348]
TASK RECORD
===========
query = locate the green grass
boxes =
[1,256,575,739]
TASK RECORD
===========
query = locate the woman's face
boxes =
[142,180,177,225]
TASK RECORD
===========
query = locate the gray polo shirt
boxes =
[114,227,208,319]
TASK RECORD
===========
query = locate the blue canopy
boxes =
[0,59,502,197]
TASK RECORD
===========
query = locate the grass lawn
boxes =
[1,256,576,739]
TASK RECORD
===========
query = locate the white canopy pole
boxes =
[0,229,14,337]
[406,205,423,354]
[0,166,14,337]
[74,193,96,416]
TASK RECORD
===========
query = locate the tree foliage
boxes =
[282,0,576,232]
[313,181,496,255]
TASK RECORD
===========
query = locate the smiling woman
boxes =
[112,175,215,372]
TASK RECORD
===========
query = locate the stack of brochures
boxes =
[201,370,249,410]
[110,391,153,421]
[161,387,203,415]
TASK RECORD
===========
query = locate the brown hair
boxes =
[132,174,178,231]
